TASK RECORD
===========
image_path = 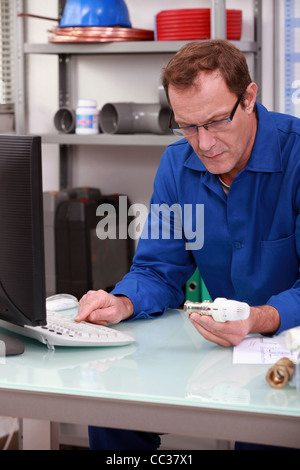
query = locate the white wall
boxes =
[23,0,275,203]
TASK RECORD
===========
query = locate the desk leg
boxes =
[20,419,59,450]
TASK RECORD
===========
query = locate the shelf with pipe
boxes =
[40,133,181,146]
[24,40,258,55]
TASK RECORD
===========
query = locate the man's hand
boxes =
[75,290,134,325]
[189,304,281,347]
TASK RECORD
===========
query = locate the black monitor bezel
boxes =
[0,134,46,328]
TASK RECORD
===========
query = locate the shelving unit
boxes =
[23,39,258,55]
[14,0,262,188]
[40,132,180,146]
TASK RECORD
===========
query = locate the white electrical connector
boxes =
[184,297,250,322]
[285,326,300,351]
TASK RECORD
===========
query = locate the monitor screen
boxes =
[0,134,46,356]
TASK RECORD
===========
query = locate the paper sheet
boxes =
[233,335,299,364]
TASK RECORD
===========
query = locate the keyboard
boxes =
[0,310,135,350]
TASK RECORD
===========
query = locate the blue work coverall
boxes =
[89,102,300,449]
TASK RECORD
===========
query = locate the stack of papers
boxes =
[233,336,299,364]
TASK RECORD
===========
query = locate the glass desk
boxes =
[0,309,299,449]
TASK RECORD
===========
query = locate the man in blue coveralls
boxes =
[76,40,300,450]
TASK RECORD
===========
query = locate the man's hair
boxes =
[162,39,253,107]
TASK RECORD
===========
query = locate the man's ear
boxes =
[244,82,258,114]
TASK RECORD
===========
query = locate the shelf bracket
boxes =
[14,0,25,134]
[254,0,262,102]
[59,144,73,190]
[210,0,227,39]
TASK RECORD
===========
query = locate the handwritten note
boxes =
[233,335,299,364]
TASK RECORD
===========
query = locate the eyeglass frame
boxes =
[169,92,244,137]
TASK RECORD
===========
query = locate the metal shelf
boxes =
[41,133,180,146]
[15,0,262,189]
[24,40,258,55]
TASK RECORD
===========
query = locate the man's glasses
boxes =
[169,93,244,137]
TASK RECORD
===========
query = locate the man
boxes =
[76,40,300,450]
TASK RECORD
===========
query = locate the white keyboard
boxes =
[0,310,135,350]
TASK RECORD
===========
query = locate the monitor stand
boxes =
[0,333,25,356]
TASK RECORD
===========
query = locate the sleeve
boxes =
[266,212,300,334]
[110,149,197,320]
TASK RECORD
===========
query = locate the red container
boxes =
[156,8,210,18]
[226,9,242,39]
[155,8,242,41]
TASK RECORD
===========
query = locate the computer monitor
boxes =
[0,134,46,356]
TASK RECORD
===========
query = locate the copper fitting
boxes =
[266,357,295,388]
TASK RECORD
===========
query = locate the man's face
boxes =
[168,71,257,184]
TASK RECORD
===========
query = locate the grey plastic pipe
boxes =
[99,102,170,134]
[158,84,170,109]
[54,107,76,133]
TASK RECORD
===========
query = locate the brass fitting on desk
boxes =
[266,357,295,388]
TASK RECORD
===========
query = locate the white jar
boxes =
[75,99,99,134]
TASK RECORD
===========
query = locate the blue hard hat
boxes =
[60,0,132,28]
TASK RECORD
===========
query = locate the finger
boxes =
[75,296,99,321]
[189,314,232,347]
[75,291,108,322]
[86,306,118,325]
[190,312,248,335]
[189,313,218,330]
[75,300,94,322]
[189,313,246,346]
[190,320,232,347]
[86,309,109,326]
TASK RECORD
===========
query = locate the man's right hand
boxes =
[75,290,134,326]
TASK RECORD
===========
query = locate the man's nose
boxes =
[197,126,217,152]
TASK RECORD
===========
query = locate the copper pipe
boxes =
[18,13,60,22]
[48,26,154,43]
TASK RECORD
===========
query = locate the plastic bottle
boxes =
[75,99,99,134]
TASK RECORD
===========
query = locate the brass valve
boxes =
[266,357,295,388]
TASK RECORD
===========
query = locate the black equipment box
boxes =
[54,188,134,300]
